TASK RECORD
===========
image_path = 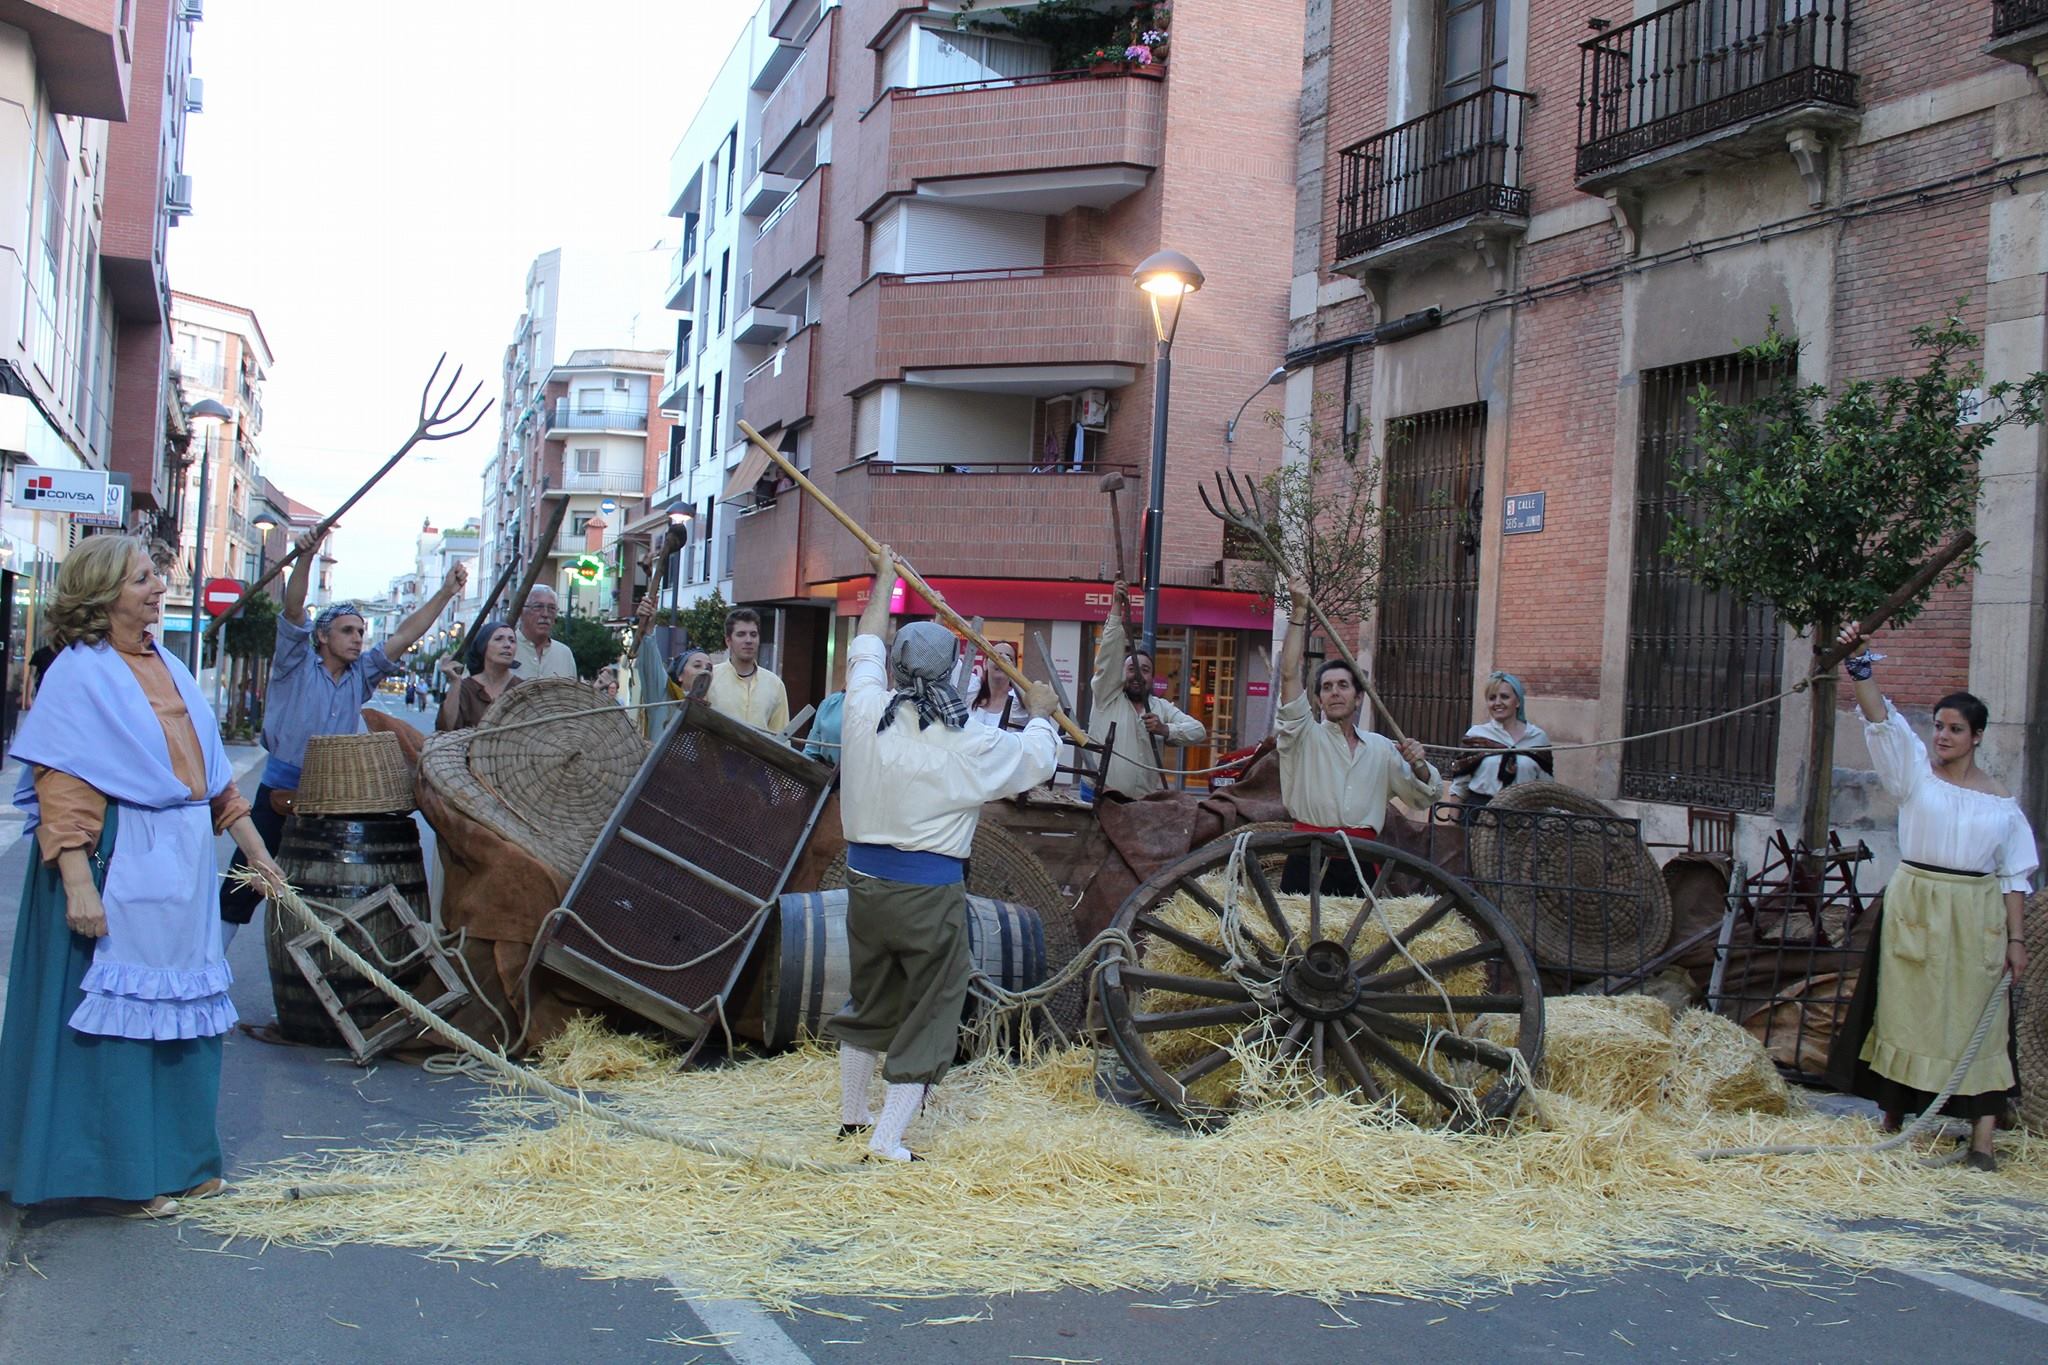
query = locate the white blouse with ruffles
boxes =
[1866,700,2038,894]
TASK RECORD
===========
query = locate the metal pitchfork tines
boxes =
[1199,471,1425,770]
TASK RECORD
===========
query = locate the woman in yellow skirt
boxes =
[1838,625,2035,1170]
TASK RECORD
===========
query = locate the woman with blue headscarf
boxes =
[1449,671,1552,814]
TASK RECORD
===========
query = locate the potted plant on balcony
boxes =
[1085,43,1127,74]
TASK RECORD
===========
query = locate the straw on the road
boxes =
[193,1005,2048,1310]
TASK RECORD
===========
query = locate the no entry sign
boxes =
[203,577,244,617]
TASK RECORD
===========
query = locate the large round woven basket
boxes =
[296,732,415,815]
[465,678,647,881]
[2018,887,2047,1136]
[417,727,542,864]
[1465,782,1673,976]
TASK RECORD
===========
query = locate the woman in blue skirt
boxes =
[0,535,284,1216]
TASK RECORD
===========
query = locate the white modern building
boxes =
[656,0,824,614]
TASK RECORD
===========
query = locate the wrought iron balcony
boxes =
[1335,87,1530,262]
[1576,0,1857,182]
[1995,0,2048,36]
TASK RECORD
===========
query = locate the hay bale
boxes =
[1666,1009,1793,1116]
[1132,880,1482,1112]
[1482,995,1674,1111]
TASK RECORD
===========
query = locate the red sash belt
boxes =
[1291,822,1377,840]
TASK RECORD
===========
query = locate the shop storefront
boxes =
[829,576,1278,789]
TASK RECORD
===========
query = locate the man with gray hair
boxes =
[515,584,578,680]
[827,544,1060,1162]
[221,529,467,942]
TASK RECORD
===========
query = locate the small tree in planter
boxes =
[1669,310,2048,859]
[223,592,279,736]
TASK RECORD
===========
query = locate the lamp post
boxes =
[184,398,234,676]
[1131,249,1203,657]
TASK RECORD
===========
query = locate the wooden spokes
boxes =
[1097,829,1545,1130]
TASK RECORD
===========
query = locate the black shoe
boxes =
[1966,1148,1998,1172]
[837,1123,871,1139]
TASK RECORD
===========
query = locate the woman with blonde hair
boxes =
[1448,671,1553,816]
[0,535,284,1216]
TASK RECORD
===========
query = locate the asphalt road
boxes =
[2,720,2046,1363]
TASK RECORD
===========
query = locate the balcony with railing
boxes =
[760,11,834,169]
[882,68,1164,214]
[741,325,814,434]
[855,265,1150,386]
[1989,0,2048,69]
[750,170,823,306]
[551,467,647,496]
[1576,0,1859,195]
[665,249,696,312]
[1334,86,1531,271]
[547,399,649,433]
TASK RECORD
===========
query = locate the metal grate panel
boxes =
[1621,353,1785,812]
[1376,403,1485,748]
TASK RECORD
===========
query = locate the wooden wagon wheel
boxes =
[1096,828,1544,1130]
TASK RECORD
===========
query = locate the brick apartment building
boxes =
[0,2,201,736]
[1293,0,2048,865]
[666,0,1304,773]
[481,246,674,624]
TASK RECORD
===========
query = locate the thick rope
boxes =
[1692,971,2011,1165]
[234,871,862,1183]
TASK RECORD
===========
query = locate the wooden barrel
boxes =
[761,889,1048,1050]
[267,814,431,1046]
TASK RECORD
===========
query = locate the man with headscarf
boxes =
[221,530,468,943]
[827,544,1060,1162]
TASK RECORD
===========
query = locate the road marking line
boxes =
[1892,1265,2048,1327]
[665,1280,814,1363]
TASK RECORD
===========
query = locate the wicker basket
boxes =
[296,733,416,815]
[465,678,648,881]
[1465,782,1673,976]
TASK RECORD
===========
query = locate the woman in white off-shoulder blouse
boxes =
[1834,624,2036,1171]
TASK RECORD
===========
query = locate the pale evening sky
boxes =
[167,0,755,600]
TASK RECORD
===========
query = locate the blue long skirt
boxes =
[0,808,223,1206]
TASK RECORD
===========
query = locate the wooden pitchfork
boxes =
[202,353,493,638]
[1198,469,1429,780]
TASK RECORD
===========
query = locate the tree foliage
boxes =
[1229,413,1385,627]
[953,1,1164,70]
[223,592,278,662]
[676,590,732,654]
[1670,310,2048,636]
[554,611,621,681]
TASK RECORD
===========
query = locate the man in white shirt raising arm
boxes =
[1273,582,1440,897]
[826,543,1061,1162]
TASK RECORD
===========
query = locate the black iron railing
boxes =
[1995,0,2048,35]
[1577,0,1856,179]
[1336,87,1530,259]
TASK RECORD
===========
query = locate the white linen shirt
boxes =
[840,633,1059,859]
[514,634,579,680]
[1274,692,1441,828]
[1867,701,2038,893]
[1086,609,1207,797]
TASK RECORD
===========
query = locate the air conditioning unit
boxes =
[1079,388,1109,428]
[166,174,193,216]
[185,78,204,113]
[613,376,630,391]
[180,0,204,20]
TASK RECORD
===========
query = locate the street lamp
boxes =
[184,397,235,674]
[1131,249,1203,656]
